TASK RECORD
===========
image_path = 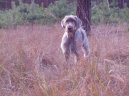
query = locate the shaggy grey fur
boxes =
[60,15,90,63]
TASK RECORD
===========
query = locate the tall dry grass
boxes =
[0,23,129,96]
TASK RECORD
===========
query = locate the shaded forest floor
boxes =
[0,23,129,96]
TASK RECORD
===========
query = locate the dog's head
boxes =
[61,15,82,37]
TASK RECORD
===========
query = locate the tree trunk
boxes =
[108,0,113,7]
[76,0,91,35]
[118,0,124,8]
[0,0,56,10]
[108,0,129,8]
[35,0,55,7]
[124,0,129,7]
[0,0,12,10]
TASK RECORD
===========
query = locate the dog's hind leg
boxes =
[82,38,90,58]
[82,41,90,58]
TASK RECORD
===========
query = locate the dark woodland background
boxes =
[0,0,129,9]
[0,0,129,29]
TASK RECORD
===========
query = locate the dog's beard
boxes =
[67,29,76,38]
[68,32,74,38]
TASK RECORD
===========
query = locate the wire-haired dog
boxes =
[60,15,90,63]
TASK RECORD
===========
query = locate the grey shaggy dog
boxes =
[60,15,90,63]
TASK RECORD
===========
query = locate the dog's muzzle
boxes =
[67,28,75,38]
[68,27,73,32]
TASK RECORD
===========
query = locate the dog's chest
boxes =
[68,36,83,53]
[75,32,84,47]
[74,40,83,53]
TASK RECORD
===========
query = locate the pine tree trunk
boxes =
[124,0,129,7]
[76,0,91,35]
[108,0,113,7]
[118,0,124,8]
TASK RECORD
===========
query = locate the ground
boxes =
[0,23,129,96]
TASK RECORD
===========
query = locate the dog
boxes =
[60,15,90,63]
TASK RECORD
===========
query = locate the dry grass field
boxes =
[0,23,129,96]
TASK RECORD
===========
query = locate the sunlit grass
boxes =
[0,23,129,96]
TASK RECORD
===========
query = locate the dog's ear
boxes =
[61,19,65,28]
[61,16,67,28]
[74,16,82,28]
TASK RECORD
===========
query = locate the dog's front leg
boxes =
[64,50,70,64]
[82,41,90,58]
[61,36,70,64]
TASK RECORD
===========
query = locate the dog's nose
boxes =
[68,27,72,31]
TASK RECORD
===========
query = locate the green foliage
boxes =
[0,3,49,28]
[0,0,129,28]
[92,2,129,24]
[0,0,75,28]
[119,7,129,22]
[47,0,76,19]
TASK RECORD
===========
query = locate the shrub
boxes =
[92,2,129,24]
[0,0,76,28]
[0,0,129,28]
[47,0,76,20]
[119,7,129,22]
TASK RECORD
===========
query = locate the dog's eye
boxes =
[66,18,75,23]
